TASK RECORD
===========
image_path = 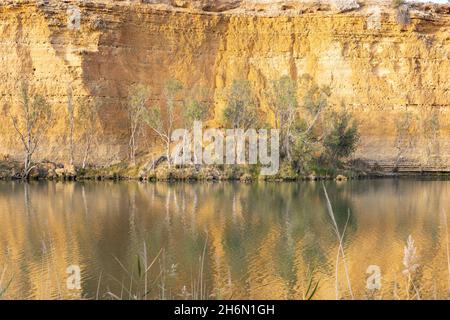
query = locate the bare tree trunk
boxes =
[23,135,33,179]
[82,140,91,169]
[24,152,31,178]
[129,129,136,166]
[166,140,171,169]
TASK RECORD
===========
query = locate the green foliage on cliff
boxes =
[323,110,360,165]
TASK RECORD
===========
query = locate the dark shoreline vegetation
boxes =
[2,159,450,183]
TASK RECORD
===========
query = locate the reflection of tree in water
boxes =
[123,180,447,299]
[392,179,420,238]
[343,179,384,195]
[3,180,450,299]
[214,182,360,298]
[272,183,356,297]
[63,181,359,298]
[142,184,212,298]
[273,190,297,298]
[220,184,271,296]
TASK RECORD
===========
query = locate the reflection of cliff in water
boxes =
[0,180,449,299]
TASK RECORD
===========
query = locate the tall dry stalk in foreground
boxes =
[0,267,13,299]
[322,183,354,300]
[184,233,210,300]
[301,265,320,300]
[442,210,450,294]
[106,244,162,300]
[402,235,420,299]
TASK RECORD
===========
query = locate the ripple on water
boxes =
[1,180,450,299]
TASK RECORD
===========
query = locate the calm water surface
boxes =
[0,180,449,300]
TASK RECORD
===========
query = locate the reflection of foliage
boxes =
[222,222,249,288]
[98,182,362,300]
[274,230,297,297]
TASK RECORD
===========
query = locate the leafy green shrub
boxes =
[323,110,360,166]
[222,80,262,130]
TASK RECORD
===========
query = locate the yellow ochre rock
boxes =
[0,0,449,171]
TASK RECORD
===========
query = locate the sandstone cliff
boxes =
[0,0,449,171]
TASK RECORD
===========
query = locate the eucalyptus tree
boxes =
[8,81,53,178]
[144,79,184,168]
[127,83,151,165]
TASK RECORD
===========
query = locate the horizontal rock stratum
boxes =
[0,0,449,171]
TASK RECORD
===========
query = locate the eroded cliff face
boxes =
[0,0,449,170]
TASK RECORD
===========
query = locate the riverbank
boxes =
[2,159,450,183]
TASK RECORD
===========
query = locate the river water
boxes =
[0,179,449,300]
